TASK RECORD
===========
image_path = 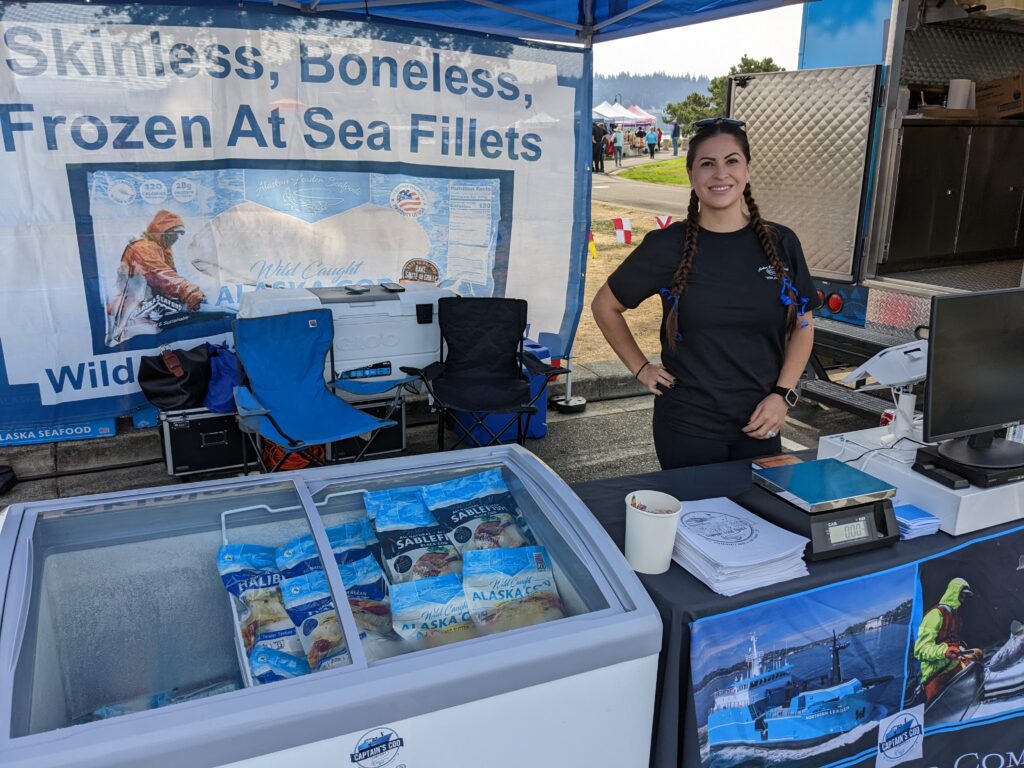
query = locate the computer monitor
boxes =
[924,287,1024,469]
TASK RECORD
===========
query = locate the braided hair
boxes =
[663,122,798,349]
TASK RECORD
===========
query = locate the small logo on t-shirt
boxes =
[758,264,789,280]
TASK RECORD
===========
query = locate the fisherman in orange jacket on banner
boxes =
[106,210,206,345]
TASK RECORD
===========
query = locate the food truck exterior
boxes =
[729,0,1024,415]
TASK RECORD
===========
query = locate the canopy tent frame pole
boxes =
[592,0,666,32]
[275,0,687,45]
[551,352,587,414]
[317,0,585,38]
[318,0,454,13]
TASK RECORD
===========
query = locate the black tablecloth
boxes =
[571,460,1024,768]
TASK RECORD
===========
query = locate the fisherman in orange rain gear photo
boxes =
[106,210,206,346]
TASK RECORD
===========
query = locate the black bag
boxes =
[138,345,210,411]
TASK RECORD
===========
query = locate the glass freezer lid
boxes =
[0,446,651,759]
[6,478,360,738]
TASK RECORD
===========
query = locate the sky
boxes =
[592,5,804,79]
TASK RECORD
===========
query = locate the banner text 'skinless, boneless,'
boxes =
[2,29,535,108]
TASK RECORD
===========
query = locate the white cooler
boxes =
[238,284,454,399]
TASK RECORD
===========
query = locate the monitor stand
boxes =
[937,431,1024,470]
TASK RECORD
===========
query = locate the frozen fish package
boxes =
[217,544,303,657]
[338,553,391,635]
[390,573,474,645]
[463,546,565,632]
[376,525,462,584]
[362,486,437,531]
[249,647,311,685]
[422,468,531,552]
[280,570,352,671]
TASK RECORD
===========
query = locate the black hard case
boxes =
[159,408,245,477]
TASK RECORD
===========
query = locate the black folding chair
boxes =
[402,297,568,450]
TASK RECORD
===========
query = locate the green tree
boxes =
[663,91,715,135]
[708,55,785,115]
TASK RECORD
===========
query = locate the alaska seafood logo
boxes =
[390,184,426,217]
[351,727,404,767]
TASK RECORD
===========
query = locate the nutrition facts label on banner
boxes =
[447,183,496,284]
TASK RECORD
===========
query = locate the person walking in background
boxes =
[591,118,819,469]
[645,128,658,159]
[612,124,624,167]
[656,127,663,152]
[672,123,682,156]
[592,122,607,173]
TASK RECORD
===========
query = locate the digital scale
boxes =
[747,458,900,560]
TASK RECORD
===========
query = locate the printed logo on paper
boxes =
[390,183,426,217]
[351,727,404,767]
[680,511,757,545]
[876,706,923,767]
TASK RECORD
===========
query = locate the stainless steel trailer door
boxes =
[729,65,880,282]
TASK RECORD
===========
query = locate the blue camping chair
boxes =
[233,309,401,472]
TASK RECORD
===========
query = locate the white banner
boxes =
[0,4,589,443]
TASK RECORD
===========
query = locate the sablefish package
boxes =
[420,467,531,552]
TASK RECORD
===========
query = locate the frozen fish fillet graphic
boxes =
[984,620,1024,698]
[188,201,431,286]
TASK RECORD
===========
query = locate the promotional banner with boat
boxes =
[690,525,1024,768]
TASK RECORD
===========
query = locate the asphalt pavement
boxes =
[591,150,692,216]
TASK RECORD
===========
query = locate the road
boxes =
[590,155,692,217]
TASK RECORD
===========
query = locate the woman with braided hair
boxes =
[591,118,820,469]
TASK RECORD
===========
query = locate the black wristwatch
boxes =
[772,385,799,408]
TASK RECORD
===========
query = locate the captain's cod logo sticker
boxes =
[351,727,405,767]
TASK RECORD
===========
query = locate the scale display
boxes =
[827,518,870,546]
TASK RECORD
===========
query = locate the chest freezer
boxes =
[238,284,455,399]
[0,445,662,768]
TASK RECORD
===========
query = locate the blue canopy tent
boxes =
[47,0,807,44]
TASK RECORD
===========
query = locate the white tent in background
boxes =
[592,100,622,121]
[626,105,657,124]
[593,100,646,125]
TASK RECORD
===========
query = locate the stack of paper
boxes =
[672,497,809,596]
[894,503,941,540]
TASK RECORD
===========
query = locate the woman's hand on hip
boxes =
[742,393,788,440]
[637,362,675,396]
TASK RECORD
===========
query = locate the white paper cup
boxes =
[624,490,682,575]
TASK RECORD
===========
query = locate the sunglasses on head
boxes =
[693,117,746,129]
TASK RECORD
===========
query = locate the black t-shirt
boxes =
[607,221,821,440]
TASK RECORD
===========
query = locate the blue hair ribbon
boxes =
[659,288,683,342]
